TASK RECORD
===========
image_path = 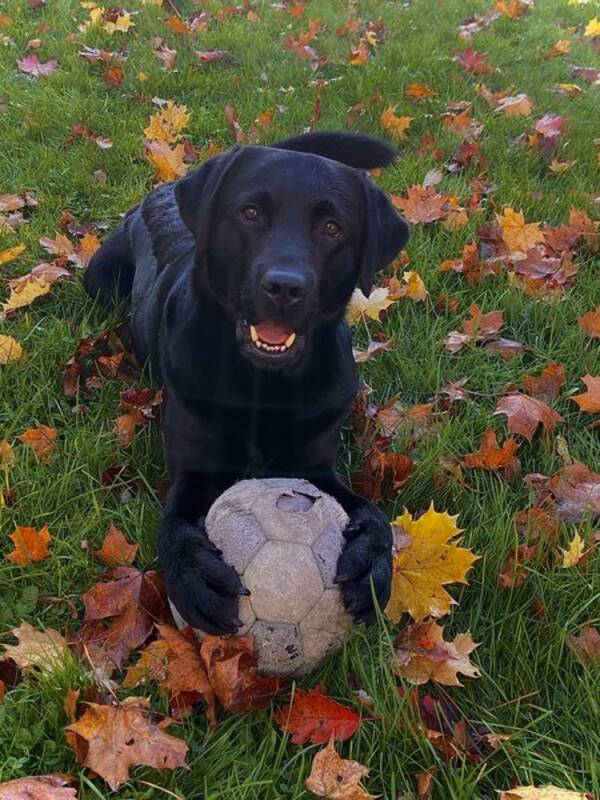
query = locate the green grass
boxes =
[1,0,599,797]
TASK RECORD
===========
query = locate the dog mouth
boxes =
[237,319,305,369]
[249,322,297,354]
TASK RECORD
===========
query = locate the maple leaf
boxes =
[144,101,190,143]
[95,523,138,566]
[494,393,564,442]
[379,107,413,141]
[0,621,67,672]
[406,83,436,99]
[78,567,170,676]
[123,638,169,688]
[0,243,26,264]
[393,619,479,686]
[200,635,283,715]
[445,304,504,353]
[114,386,162,446]
[392,186,449,224]
[547,39,571,57]
[497,544,537,589]
[17,423,57,463]
[497,208,544,253]
[494,93,533,116]
[522,362,564,402]
[578,308,600,341]
[525,460,600,523]
[0,774,77,799]
[386,504,478,623]
[0,334,24,363]
[566,625,600,665]
[584,17,600,37]
[305,738,373,799]
[9,262,72,293]
[455,48,493,74]
[2,276,51,315]
[6,525,51,565]
[572,374,600,414]
[346,287,396,323]
[560,532,586,567]
[353,339,393,363]
[156,624,216,720]
[65,696,188,790]
[274,685,360,744]
[144,140,187,182]
[389,270,428,302]
[463,428,520,480]
[352,448,413,504]
[17,54,58,77]
[500,788,592,800]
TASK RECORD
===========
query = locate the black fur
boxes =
[85,131,409,633]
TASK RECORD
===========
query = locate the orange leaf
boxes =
[305,737,372,799]
[17,423,57,463]
[522,362,565,402]
[497,207,544,254]
[392,186,448,224]
[379,107,413,141]
[572,375,600,414]
[393,619,479,686]
[0,774,77,799]
[273,685,360,744]
[566,625,600,665]
[494,393,564,441]
[578,307,600,339]
[95,523,138,566]
[6,525,51,565]
[65,697,188,791]
[463,428,520,480]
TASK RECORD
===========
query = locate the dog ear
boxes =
[359,177,409,296]
[174,146,243,250]
[270,131,398,170]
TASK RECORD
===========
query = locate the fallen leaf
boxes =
[522,362,564,401]
[0,621,67,671]
[17,54,58,77]
[525,460,600,523]
[455,47,494,74]
[497,207,544,253]
[560,532,586,567]
[6,525,51,565]
[0,774,77,799]
[497,544,537,589]
[122,638,169,688]
[379,107,413,140]
[353,339,393,363]
[346,287,396,323]
[0,334,24,363]
[305,738,372,799]
[0,243,26,265]
[156,625,216,721]
[406,83,436,99]
[494,93,533,116]
[95,523,138,566]
[274,685,360,744]
[393,619,479,686]
[500,787,592,800]
[2,276,51,315]
[584,17,600,37]
[494,393,564,441]
[386,504,478,623]
[65,696,188,791]
[572,374,600,413]
[17,423,57,463]
[392,186,449,224]
[352,448,413,504]
[463,428,520,480]
[578,307,600,338]
[144,140,187,182]
[566,625,600,665]
[0,440,14,467]
[114,386,162,446]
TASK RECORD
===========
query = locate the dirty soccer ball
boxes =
[170,478,352,677]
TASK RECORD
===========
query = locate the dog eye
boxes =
[241,205,260,222]
[324,220,342,238]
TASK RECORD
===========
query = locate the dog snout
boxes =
[259,269,308,308]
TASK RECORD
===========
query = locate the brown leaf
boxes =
[572,375,600,414]
[392,185,449,224]
[393,619,479,686]
[522,362,565,401]
[524,460,600,523]
[157,625,216,721]
[352,339,392,363]
[0,774,77,799]
[1,621,67,672]
[455,47,494,74]
[65,696,188,791]
[566,625,600,665]
[95,523,138,566]
[463,428,520,481]
[17,423,57,463]
[274,685,360,744]
[497,544,537,589]
[305,737,372,799]
[494,393,564,441]
[578,307,600,339]
[200,635,283,715]
[6,525,51,565]
[352,448,412,504]
[122,638,168,689]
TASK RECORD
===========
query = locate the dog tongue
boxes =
[255,322,292,345]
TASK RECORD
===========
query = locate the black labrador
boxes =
[85,131,409,635]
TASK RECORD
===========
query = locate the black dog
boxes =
[85,131,409,634]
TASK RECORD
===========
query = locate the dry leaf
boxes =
[0,621,67,672]
[566,625,600,665]
[386,504,478,623]
[463,428,520,480]
[500,787,592,800]
[0,334,24,363]
[95,523,138,566]
[379,107,413,140]
[572,375,600,414]
[2,277,51,315]
[305,737,373,799]
[0,774,77,799]
[578,307,600,339]
[274,685,360,744]
[17,423,57,463]
[392,186,449,224]
[6,525,51,565]
[560,532,586,567]
[494,393,564,441]
[393,619,479,686]
[0,243,26,265]
[144,140,187,182]
[522,362,564,402]
[346,287,396,323]
[497,208,544,254]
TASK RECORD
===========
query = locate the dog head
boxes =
[175,131,409,371]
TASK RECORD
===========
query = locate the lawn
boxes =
[0,0,599,797]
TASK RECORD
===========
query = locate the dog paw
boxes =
[336,504,393,623]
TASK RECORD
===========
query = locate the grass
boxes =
[1,0,599,797]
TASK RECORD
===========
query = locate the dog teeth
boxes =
[284,333,296,348]
[248,324,297,354]
[249,325,259,343]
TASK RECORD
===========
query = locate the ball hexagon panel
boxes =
[249,620,303,677]
[311,523,346,588]
[301,588,352,638]
[243,541,324,623]
[207,511,267,573]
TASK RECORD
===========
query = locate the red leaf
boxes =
[274,685,360,744]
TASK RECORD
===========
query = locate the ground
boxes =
[0,0,599,798]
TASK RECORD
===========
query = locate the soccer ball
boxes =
[170,478,352,677]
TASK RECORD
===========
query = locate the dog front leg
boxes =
[158,471,248,634]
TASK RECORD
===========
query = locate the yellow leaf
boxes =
[386,503,479,623]
[138,71,149,81]
[497,207,544,254]
[549,159,576,173]
[0,244,26,265]
[584,17,600,37]
[560,532,585,567]
[144,101,190,143]
[2,278,50,315]
[346,287,396,324]
[380,107,413,141]
[0,440,14,467]
[392,270,428,302]
[393,619,480,686]
[104,11,134,33]
[494,93,533,117]
[500,787,592,800]
[547,40,571,57]
[0,335,23,363]
[144,141,187,182]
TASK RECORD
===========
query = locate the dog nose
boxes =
[260,270,307,306]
